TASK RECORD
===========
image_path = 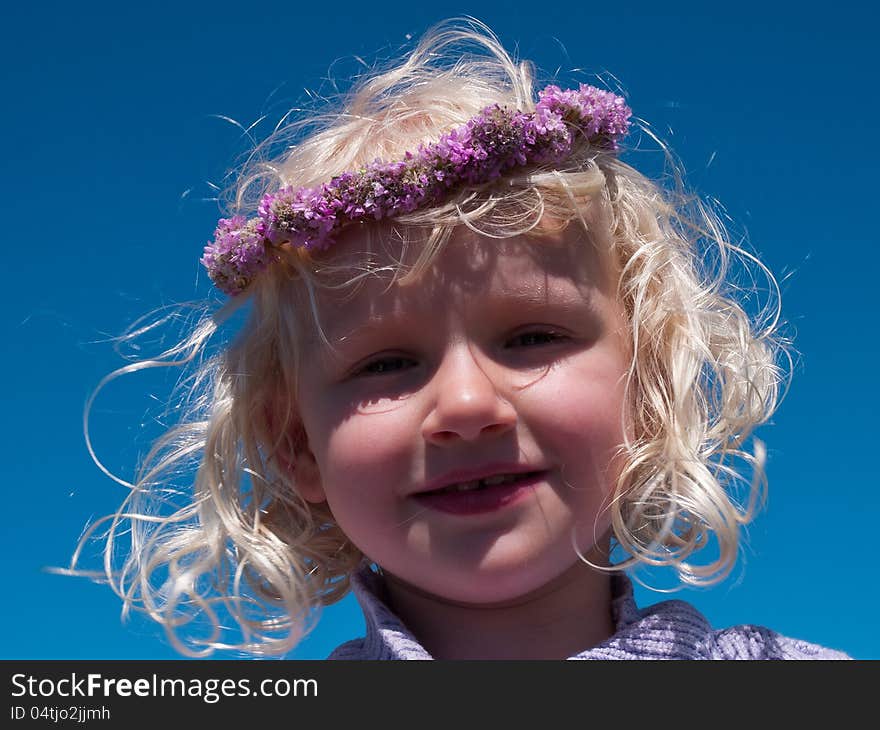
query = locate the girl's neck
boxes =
[382,563,614,660]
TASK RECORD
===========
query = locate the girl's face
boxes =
[292,223,630,605]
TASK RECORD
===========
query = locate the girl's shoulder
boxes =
[611,572,851,660]
[709,622,851,660]
[633,596,851,660]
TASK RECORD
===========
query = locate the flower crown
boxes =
[201,84,632,295]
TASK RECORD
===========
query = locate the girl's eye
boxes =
[355,356,417,376]
[350,331,567,377]
[506,330,568,348]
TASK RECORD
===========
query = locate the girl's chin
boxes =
[382,558,600,608]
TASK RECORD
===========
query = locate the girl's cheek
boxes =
[324,406,418,476]
[524,365,628,446]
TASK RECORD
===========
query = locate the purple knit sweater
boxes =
[328,567,850,660]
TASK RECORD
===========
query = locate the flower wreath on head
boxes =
[201,84,632,296]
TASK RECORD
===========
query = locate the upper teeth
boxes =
[444,474,520,493]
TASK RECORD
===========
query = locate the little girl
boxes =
[74,19,849,660]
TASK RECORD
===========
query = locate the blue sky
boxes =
[2,0,877,659]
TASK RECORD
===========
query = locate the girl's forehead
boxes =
[316,223,610,294]
[296,225,613,343]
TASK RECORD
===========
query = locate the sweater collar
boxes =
[344,564,712,660]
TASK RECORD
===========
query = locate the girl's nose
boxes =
[421,346,517,445]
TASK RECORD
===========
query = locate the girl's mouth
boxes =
[414,471,545,515]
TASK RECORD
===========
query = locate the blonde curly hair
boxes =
[69,18,787,656]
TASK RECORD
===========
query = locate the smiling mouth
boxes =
[424,471,543,495]
[414,471,545,516]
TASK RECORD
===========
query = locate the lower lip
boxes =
[414,472,545,516]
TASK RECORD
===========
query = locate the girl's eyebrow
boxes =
[321,313,416,352]
[478,282,601,319]
[302,315,399,353]
[306,284,600,353]
[300,297,411,351]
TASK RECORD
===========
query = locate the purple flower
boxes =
[201,216,273,295]
[202,83,631,295]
